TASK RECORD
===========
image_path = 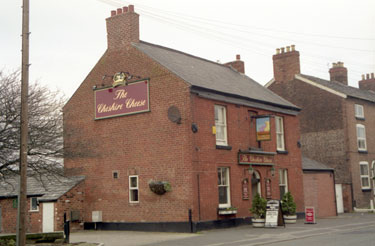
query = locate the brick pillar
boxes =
[224,54,245,74]
[106,5,139,50]
[272,45,300,82]
[359,73,375,92]
[329,62,348,85]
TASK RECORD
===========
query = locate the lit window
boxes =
[129,176,139,203]
[275,116,285,151]
[218,167,231,208]
[30,197,39,211]
[279,169,288,199]
[355,104,364,119]
[359,162,370,189]
[215,105,228,146]
[356,124,367,151]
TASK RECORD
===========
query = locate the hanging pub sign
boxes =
[256,116,271,141]
[94,78,150,120]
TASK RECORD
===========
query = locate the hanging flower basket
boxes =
[149,180,172,195]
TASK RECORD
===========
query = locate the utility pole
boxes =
[17,0,30,245]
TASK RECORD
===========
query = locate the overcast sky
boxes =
[2,0,374,99]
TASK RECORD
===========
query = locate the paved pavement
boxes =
[70,213,375,246]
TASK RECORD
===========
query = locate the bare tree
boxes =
[0,70,65,180]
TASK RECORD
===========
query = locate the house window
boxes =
[129,175,139,203]
[275,116,285,151]
[113,171,119,179]
[279,169,288,199]
[215,105,228,146]
[30,197,39,212]
[355,104,364,119]
[356,124,367,151]
[218,167,231,208]
[359,162,370,190]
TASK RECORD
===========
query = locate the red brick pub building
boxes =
[63,5,304,232]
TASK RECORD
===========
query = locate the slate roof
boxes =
[0,175,84,202]
[133,41,300,114]
[300,74,375,103]
[302,156,334,171]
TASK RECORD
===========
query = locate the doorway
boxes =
[251,171,261,199]
[42,202,54,232]
[335,184,344,213]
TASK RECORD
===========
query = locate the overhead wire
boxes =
[96,0,374,80]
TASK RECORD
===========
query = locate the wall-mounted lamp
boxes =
[270,166,275,177]
[248,165,254,175]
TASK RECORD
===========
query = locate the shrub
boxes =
[281,192,297,215]
[250,193,267,218]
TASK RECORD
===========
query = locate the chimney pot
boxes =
[329,61,348,85]
[281,47,285,53]
[366,74,370,79]
[291,45,295,51]
[129,5,135,12]
[362,74,365,80]
[286,46,291,52]
[111,10,116,16]
[276,48,280,54]
[117,8,123,15]
[236,54,241,60]
[123,6,129,13]
[371,73,374,79]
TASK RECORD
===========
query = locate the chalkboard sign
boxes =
[265,200,284,228]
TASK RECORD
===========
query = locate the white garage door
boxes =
[42,202,54,232]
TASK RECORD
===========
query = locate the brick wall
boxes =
[55,181,85,231]
[268,78,353,212]
[64,43,195,223]
[303,171,336,217]
[189,95,304,220]
[0,198,42,233]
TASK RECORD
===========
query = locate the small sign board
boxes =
[242,178,249,200]
[305,207,316,224]
[265,200,284,228]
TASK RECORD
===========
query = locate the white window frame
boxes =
[218,167,231,208]
[359,161,370,190]
[355,104,364,118]
[129,175,139,203]
[279,169,288,198]
[30,197,39,212]
[275,116,285,151]
[356,124,367,151]
[215,105,228,146]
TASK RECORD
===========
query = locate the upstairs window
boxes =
[215,105,228,146]
[359,162,370,189]
[355,104,364,119]
[218,167,231,208]
[275,116,285,151]
[129,175,139,203]
[356,124,367,151]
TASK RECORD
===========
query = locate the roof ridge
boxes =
[138,40,233,70]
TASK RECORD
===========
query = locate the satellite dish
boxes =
[168,106,181,124]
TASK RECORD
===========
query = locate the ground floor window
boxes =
[30,197,39,212]
[279,169,288,199]
[129,175,139,203]
[359,162,370,190]
[218,167,231,208]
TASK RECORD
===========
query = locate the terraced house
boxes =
[267,46,375,213]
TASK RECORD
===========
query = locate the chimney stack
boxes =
[329,62,348,85]
[273,45,300,82]
[106,5,139,50]
[224,54,245,74]
[359,73,375,92]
